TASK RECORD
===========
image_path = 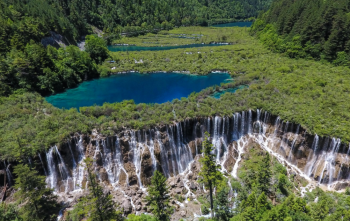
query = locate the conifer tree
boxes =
[145,170,172,221]
[13,164,59,221]
[199,132,223,218]
[68,157,122,221]
[214,188,233,221]
[257,153,271,194]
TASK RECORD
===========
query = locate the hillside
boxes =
[251,0,350,65]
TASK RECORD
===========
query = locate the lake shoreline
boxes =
[45,72,232,109]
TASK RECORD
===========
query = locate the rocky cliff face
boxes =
[2,110,350,218]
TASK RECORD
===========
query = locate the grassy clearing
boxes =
[112,26,251,46]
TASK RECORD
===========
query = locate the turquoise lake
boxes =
[108,43,227,52]
[212,22,252,27]
[46,72,231,109]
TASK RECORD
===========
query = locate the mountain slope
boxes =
[251,0,350,65]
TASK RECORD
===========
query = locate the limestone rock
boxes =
[141,146,153,186]
[190,182,197,190]
[122,199,132,214]
[99,168,108,182]
[180,210,186,217]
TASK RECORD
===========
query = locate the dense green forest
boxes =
[0,0,270,97]
[251,0,350,66]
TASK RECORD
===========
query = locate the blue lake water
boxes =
[212,22,252,27]
[46,72,231,109]
[108,43,227,52]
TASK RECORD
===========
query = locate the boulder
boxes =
[99,168,108,182]
[122,199,132,214]
[180,210,187,217]
[190,182,197,190]
[175,188,183,194]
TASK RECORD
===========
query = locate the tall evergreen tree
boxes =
[145,170,172,221]
[199,132,224,218]
[13,164,59,221]
[256,153,271,194]
[214,187,233,221]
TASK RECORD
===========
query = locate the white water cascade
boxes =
[43,109,350,195]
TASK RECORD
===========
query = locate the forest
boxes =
[0,0,270,97]
[3,0,350,220]
[251,0,350,66]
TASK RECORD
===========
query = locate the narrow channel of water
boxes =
[46,72,231,109]
[108,43,229,52]
[212,22,252,27]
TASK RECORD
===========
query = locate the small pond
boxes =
[108,43,228,52]
[46,72,231,109]
[212,22,252,28]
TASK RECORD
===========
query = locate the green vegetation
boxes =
[13,164,60,221]
[0,37,101,96]
[3,26,350,161]
[145,170,172,221]
[251,0,350,66]
[112,26,243,46]
[67,158,123,221]
[227,147,350,221]
[0,203,21,221]
[199,132,224,218]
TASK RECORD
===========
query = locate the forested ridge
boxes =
[251,0,350,66]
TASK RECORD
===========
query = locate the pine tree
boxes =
[257,153,271,194]
[68,157,122,221]
[214,188,233,221]
[13,164,59,221]
[145,170,172,221]
[199,132,224,218]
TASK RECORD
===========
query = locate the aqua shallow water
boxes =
[212,22,252,27]
[46,72,231,109]
[211,86,247,99]
[108,43,228,52]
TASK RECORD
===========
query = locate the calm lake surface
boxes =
[212,22,252,27]
[108,43,227,52]
[46,72,231,109]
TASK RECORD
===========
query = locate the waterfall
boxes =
[213,116,221,162]
[68,142,78,189]
[3,161,13,186]
[54,146,70,192]
[130,131,143,188]
[248,110,252,134]
[287,125,300,162]
[156,130,170,178]
[305,135,320,177]
[39,109,350,195]
[102,139,116,184]
[74,137,86,190]
[46,147,58,190]
[147,130,157,172]
[241,111,245,136]
[176,122,193,173]
[114,137,128,185]
[167,126,178,175]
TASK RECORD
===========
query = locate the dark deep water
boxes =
[212,22,252,27]
[46,72,231,109]
[108,43,228,52]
